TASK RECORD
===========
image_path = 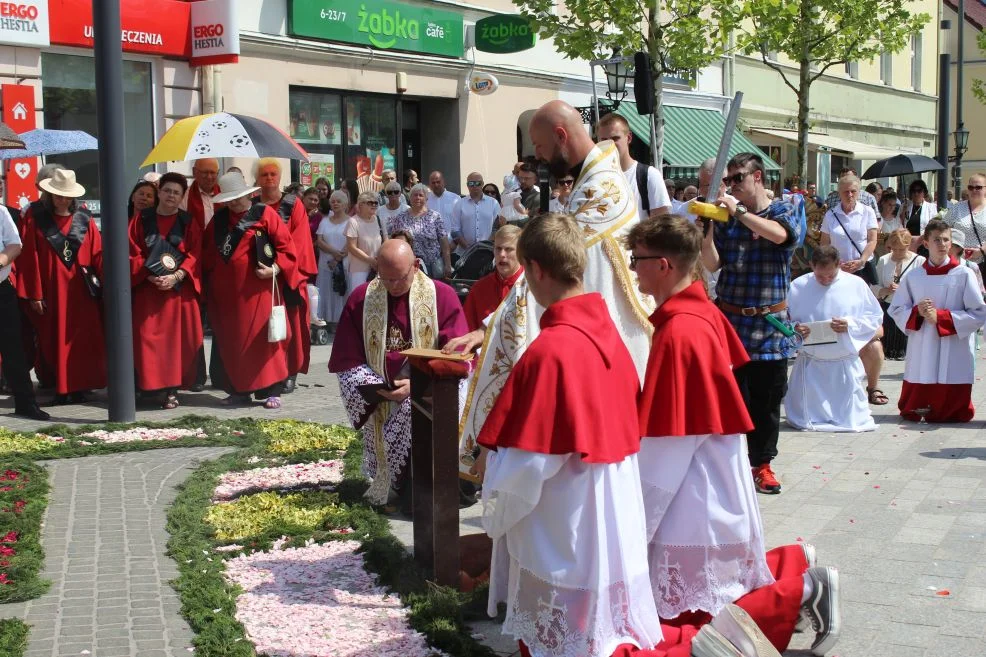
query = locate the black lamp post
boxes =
[936,20,951,209]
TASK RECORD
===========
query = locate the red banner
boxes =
[48,0,192,58]
[2,84,36,208]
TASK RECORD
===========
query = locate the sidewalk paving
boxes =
[0,339,984,656]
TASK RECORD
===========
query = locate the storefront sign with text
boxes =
[474,14,535,54]
[0,1,49,47]
[191,0,239,66]
[289,0,463,59]
[48,0,192,58]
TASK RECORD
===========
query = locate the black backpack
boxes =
[635,161,650,216]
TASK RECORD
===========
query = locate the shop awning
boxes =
[749,128,904,160]
[616,103,782,181]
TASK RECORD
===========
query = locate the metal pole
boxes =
[936,45,951,209]
[93,0,135,422]
[955,0,965,198]
[649,111,658,169]
[591,66,600,128]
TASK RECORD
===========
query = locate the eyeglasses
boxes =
[559,179,575,186]
[722,171,749,186]
[969,185,985,192]
[483,189,497,195]
[378,266,414,285]
[466,181,484,187]
[386,190,402,195]
[628,254,672,269]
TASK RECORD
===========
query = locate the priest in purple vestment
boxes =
[329,239,468,507]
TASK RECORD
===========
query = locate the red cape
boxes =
[15,205,106,394]
[462,267,524,331]
[128,212,204,391]
[269,196,316,376]
[203,205,303,393]
[477,293,640,463]
[639,281,753,437]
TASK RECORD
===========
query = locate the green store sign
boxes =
[474,15,536,54]
[289,0,464,58]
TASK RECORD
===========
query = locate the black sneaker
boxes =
[802,566,841,656]
[794,544,818,633]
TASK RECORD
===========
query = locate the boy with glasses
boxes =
[700,153,804,494]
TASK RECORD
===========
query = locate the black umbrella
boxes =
[861,154,943,179]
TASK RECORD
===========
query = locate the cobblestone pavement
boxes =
[1,338,985,656]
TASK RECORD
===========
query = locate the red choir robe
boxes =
[128,208,204,392]
[203,204,303,394]
[15,202,106,395]
[267,195,317,377]
[462,266,524,331]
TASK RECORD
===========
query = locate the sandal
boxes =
[867,387,889,405]
[263,396,282,410]
[222,394,251,407]
[162,393,179,410]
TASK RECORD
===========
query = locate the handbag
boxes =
[366,214,386,283]
[268,275,287,343]
[78,264,102,300]
[831,207,877,285]
[332,260,347,296]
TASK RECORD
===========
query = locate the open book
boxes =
[800,320,839,346]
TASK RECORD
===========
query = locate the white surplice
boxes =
[785,271,883,432]
[889,264,986,386]
[483,448,663,657]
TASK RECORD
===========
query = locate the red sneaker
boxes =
[754,463,782,494]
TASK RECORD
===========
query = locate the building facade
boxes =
[944,0,986,178]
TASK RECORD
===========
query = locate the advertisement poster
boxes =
[300,153,335,187]
[346,98,361,146]
[290,92,341,145]
[353,147,395,193]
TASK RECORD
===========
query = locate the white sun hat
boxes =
[212,171,260,204]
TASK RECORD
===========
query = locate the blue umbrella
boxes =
[0,129,98,159]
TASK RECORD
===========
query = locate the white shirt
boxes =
[622,162,672,222]
[179,185,217,226]
[946,200,986,262]
[0,206,19,283]
[377,201,408,236]
[822,203,878,262]
[450,194,500,254]
[427,190,459,238]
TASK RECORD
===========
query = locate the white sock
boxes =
[801,572,813,604]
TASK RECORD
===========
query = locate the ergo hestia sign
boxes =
[474,14,536,54]
[289,0,463,58]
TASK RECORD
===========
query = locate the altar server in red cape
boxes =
[889,219,986,422]
[629,216,842,657]
[462,225,524,330]
[203,172,304,409]
[128,172,204,409]
[15,169,106,402]
[255,158,317,393]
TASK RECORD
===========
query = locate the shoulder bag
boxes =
[961,204,986,283]
[830,207,878,285]
[268,275,287,343]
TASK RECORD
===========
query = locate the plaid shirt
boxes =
[714,199,803,360]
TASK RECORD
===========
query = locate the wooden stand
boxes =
[406,356,468,587]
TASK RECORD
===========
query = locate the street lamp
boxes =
[602,51,631,106]
[953,126,970,159]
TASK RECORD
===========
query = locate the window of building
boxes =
[845,61,859,79]
[911,34,922,91]
[41,53,154,203]
[880,51,892,85]
[289,87,419,193]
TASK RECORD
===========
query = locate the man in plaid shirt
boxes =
[701,153,803,494]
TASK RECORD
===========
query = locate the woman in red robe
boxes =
[15,169,106,403]
[203,171,303,409]
[255,158,317,393]
[128,172,204,409]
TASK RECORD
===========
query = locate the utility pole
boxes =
[937,20,951,209]
[954,0,966,198]
[93,0,136,422]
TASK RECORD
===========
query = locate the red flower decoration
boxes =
[0,470,20,481]
[0,546,14,556]
[0,559,9,567]
[1,531,18,543]
[0,572,12,585]
[0,486,11,492]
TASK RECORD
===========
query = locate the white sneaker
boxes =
[709,604,782,657]
[691,625,742,657]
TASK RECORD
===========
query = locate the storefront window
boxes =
[290,87,409,194]
[41,53,154,204]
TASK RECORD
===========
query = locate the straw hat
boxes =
[213,171,260,203]
[38,169,85,198]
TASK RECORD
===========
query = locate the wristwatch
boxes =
[732,203,748,220]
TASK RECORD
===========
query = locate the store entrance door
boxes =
[401,101,421,186]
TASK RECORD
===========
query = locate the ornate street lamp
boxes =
[953,126,970,160]
[602,51,631,107]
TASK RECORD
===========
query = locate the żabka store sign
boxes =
[0,1,50,47]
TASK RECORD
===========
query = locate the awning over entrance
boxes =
[616,103,782,180]
[749,128,905,160]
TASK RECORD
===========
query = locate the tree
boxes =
[974,31,986,104]
[736,0,930,182]
[512,0,742,166]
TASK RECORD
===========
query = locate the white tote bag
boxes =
[268,275,287,343]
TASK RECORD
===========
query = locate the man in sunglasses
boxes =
[450,172,500,257]
[700,153,804,495]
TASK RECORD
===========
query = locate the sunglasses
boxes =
[466,181,484,187]
[558,179,575,186]
[363,200,379,206]
[386,190,402,195]
[722,171,749,186]
[969,185,985,192]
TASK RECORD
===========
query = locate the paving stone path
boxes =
[2,448,234,657]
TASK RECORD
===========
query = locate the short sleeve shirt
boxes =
[713,199,802,360]
[388,209,446,266]
[822,203,878,262]
[345,217,383,274]
[623,163,672,221]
